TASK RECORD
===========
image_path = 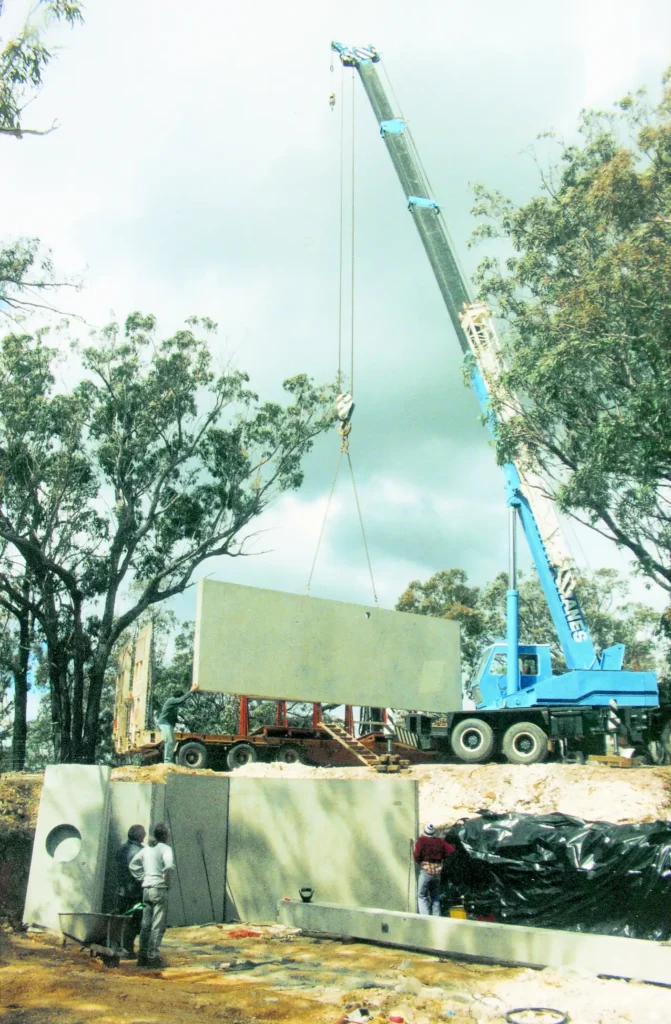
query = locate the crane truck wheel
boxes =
[226,742,258,771]
[276,743,305,765]
[451,718,495,763]
[176,740,208,770]
[501,722,548,765]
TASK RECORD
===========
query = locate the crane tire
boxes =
[502,722,548,765]
[226,742,258,771]
[276,743,305,765]
[451,718,495,763]
[176,740,208,770]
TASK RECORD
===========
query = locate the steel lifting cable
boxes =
[305,65,378,606]
[349,70,355,393]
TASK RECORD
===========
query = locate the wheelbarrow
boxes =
[59,912,129,967]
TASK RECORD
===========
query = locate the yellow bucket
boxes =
[449,905,467,920]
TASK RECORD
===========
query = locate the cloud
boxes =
[4,0,670,646]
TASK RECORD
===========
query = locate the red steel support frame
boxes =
[312,702,322,728]
[239,696,250,737]
[344,705,354,735]
[276,700,288,727]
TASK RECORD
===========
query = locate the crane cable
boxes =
[305,66,378,606]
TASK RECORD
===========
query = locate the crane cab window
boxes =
[491,653,507,675]
[520,656,538,676]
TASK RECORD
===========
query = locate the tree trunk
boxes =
[70,593,86,763]
[48,647,72,763]
[10,608,31,771]
[82,651,110,764]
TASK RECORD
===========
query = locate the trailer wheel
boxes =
[226,742,258,771]
[451,718,495,763]
[502,722,548,765]
[176,740,208,770]
[276,743,305,765]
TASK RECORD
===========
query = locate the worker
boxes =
[115,824,146,957]
[413,823,456,916]
[156,681,199,763]
[129,822,175,968]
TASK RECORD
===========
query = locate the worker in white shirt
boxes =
[129,822,175,967]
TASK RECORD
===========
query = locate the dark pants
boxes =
[117,891,143,955]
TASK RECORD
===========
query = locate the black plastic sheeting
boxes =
[442,811,671,941]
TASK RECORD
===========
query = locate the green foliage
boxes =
[470,68,671,598]
[0,314,336,762]
[397,566,660,682]
[0,0,83,138]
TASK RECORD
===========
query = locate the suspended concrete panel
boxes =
[23,765,111,932]
[278,901,671,987]
[226,778,417,923]
[193,580,461,712]
[165,773,229,926]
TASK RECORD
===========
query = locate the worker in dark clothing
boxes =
[115,824,146,957]
[157,682,199,763]
[413,823,456,916]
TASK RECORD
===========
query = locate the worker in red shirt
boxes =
[413,823,455,916]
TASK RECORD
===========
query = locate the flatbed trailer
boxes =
[137,721,436,771]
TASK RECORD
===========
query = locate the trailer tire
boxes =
[451,718,495,763]
[501,722,548,765]
[226,742,258,771]
[276,743,305,765]
[176,741,208,770]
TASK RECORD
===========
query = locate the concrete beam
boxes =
[277,900,671,987]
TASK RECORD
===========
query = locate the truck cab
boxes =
[472,644,553,709]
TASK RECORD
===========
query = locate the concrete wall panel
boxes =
[23,765,111,932]
[193,580,461,712]
[278,900,671,987]
[226,779,417,923]
[165,774,229,926]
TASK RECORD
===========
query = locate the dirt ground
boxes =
[112,758,671,826]
[3,761,671,833]
[1,920,669,1024]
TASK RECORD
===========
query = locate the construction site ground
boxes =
[2,761,671,1024]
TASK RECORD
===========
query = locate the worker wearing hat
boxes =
[413,824,455,916]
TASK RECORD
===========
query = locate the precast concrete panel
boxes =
[278,901,671,987]
[165,774,229,926]
[103,782,164,912]
[193,580,461,712]
[23,765,111,932]
[226,779,417,923]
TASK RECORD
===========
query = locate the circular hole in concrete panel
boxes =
[45,824,82,862]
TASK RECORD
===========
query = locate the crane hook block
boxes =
[329,92,336,110]
[336,392,354,424]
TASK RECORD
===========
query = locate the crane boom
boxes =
[331,41,599,671]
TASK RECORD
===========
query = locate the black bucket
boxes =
[299,887,314,903]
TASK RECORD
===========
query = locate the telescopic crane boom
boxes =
[332,41,657,712]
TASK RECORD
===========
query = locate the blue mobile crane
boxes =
[332,42,664,765]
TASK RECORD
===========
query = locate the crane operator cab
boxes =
[470,644,553,709]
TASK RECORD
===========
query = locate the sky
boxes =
[2,0,671,649]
